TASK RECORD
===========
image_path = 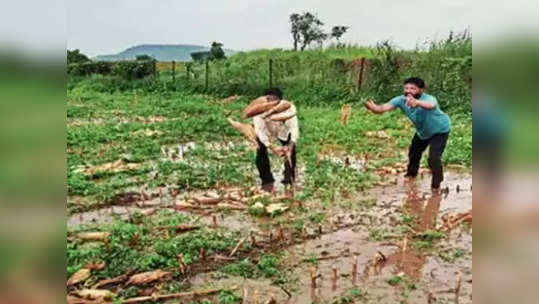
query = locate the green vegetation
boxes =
[220,254,281,279]
[388,275,403,286]
[439,248,466,263]
[218,289,241,304]
[332,287,367,304]
[67,209,239,278]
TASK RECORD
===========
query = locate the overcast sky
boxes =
[67,0,475,57]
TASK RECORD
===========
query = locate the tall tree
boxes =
[67,49,90,64]
[290,13,301,51]
[135,54,153,61]
[289,12,327,51]
[210,41,226,60]
[331,26,349,46]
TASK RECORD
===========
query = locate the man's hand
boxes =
[406,95,419,108]
[364,99,377,112]
[273,146,287,157]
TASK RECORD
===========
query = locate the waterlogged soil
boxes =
[178,172,472,304]
[68,171,472,303]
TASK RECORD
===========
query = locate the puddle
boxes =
[68,205,142,228]
[281,171,472,303]
[270,171,471,303]
[67,195,169,228]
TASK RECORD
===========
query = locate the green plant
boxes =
[219,289,240,304]
[220,258,256,278]
[388,275,403,286]
[257,254,280,278]
[308,212,326,223]
[418,230,445,241]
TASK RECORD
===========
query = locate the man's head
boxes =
[264,87,283,101]
[403,77,425,99]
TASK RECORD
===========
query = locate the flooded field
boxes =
[67,171,471,304]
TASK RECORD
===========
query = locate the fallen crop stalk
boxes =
[93,271,134,289]
[229,236,248,257]
[121,286,237,304]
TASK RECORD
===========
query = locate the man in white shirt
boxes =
[253,88,299,192]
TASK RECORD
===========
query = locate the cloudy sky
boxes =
[67,0,475,57]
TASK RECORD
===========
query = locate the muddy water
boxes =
[246,171,471,303]
[67,195,170,228]
[284,171,472,303]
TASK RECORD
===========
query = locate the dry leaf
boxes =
[67,268,91,286]
[126,269,171,286]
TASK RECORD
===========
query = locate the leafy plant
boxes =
[219,289,240,304]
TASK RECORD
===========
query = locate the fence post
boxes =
[205,60,209,92]
[153,60,157,78]
[357,57,366,91]
[172,61,176,82]
[269,58,273,87]
[186,63,190,79]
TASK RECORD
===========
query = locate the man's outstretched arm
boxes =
[364,99,396,114]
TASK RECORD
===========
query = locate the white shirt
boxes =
[253,102,299,147]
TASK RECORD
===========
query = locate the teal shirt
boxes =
[389,93,451,139]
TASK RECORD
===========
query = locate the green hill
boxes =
[95,44,235,62]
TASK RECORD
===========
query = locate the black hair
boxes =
[404,77,425,89]
[264,87,283,100]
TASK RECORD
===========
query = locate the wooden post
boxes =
[186,63,190,79]
[172,61,176,82]
[357,57,366,91]
[269,58,273,87]
[153,60,157,78]
[205,60,209,92]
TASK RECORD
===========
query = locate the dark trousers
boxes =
[256,134,297,186]
[406,132,449,188]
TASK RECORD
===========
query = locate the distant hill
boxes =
[95,44,235,61]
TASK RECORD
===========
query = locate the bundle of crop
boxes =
[261,100,292,118]
[226,117,257,149]
[268,103,296,121]
[241,96,279,119]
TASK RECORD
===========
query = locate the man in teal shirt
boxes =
[364,77,451,190]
